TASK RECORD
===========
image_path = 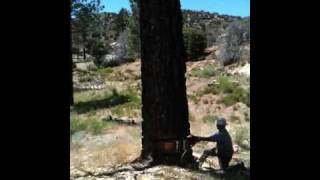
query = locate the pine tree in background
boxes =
[183,27,207,61]
[128,0,141,59]
[71,0,104,61]
[113,8,130,36]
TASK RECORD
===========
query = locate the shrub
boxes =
[96,67,114,75]
[234,126,250,148]
[217,75,236,93]
[197,75,249,106]
[202,115,218,124]
[216,19,250,65]
[78,75,94,83]
[188,94,200,104]
[190,65,216,78]
[183,27,207,60]
[218,87,249,107]
[198,75,234,96]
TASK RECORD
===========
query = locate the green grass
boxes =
[95,67,114,75]
[218,87,250,107]
[189,112,196,122]
[202,115,218,124]
[87,110,97,117]
[73,88,132,114]
[73,85,141,116]
[190,65,216,78]
[198,75,250,107]
[110,87,141,117]
[70,114,116,135]
[90,120,116,135]
[199,86,219,96]
[71,84,142,135]
[74,89,112,103]
[197,75,234,96]
[187,94,200,104]
[70,116,88,135]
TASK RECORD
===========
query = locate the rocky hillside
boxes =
[97,10,245,48]
[182,9,241,29]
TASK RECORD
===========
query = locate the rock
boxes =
[103,115,113,122]
[71,169,87,177]
[207,79,218,86]
[233,144,241,153]
[234,103,250,116]
[75,62,97,71]
[241,139,250,149]
[238,63,250,76]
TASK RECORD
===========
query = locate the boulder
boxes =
[75,61,97,71]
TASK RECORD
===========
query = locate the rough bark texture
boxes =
[139,0,192,164]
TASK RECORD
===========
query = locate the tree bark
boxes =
[139,0,193,164]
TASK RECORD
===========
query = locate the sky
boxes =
[101,0,250,17]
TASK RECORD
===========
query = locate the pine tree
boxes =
[139,0,194,165]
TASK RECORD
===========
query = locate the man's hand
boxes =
[187,135,201,146]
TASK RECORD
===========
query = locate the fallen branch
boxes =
[102,115,141,126]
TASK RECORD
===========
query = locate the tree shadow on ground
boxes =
[73,94,130,114]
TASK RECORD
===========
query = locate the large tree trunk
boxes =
[139,0,193,165]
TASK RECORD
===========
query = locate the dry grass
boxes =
[71,126,141,169]
[89,142,140,168]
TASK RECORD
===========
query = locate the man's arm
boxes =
[188,135,217,145]
[196,136,214,142]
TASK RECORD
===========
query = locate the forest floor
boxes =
[71,55,250,179]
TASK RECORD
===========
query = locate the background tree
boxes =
[71,0,104,105]
[216,19,250,65]
[128,0,141,59]
[183,27,207,61]
[113,8,130,36]
[71,0,104,61]
[139,0,193,164]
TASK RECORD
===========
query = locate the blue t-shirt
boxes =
[209,129,234,156]
[209,132,221,142]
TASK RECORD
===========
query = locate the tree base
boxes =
[138,150,197,168]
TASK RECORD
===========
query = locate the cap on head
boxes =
[216,117,227,126]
